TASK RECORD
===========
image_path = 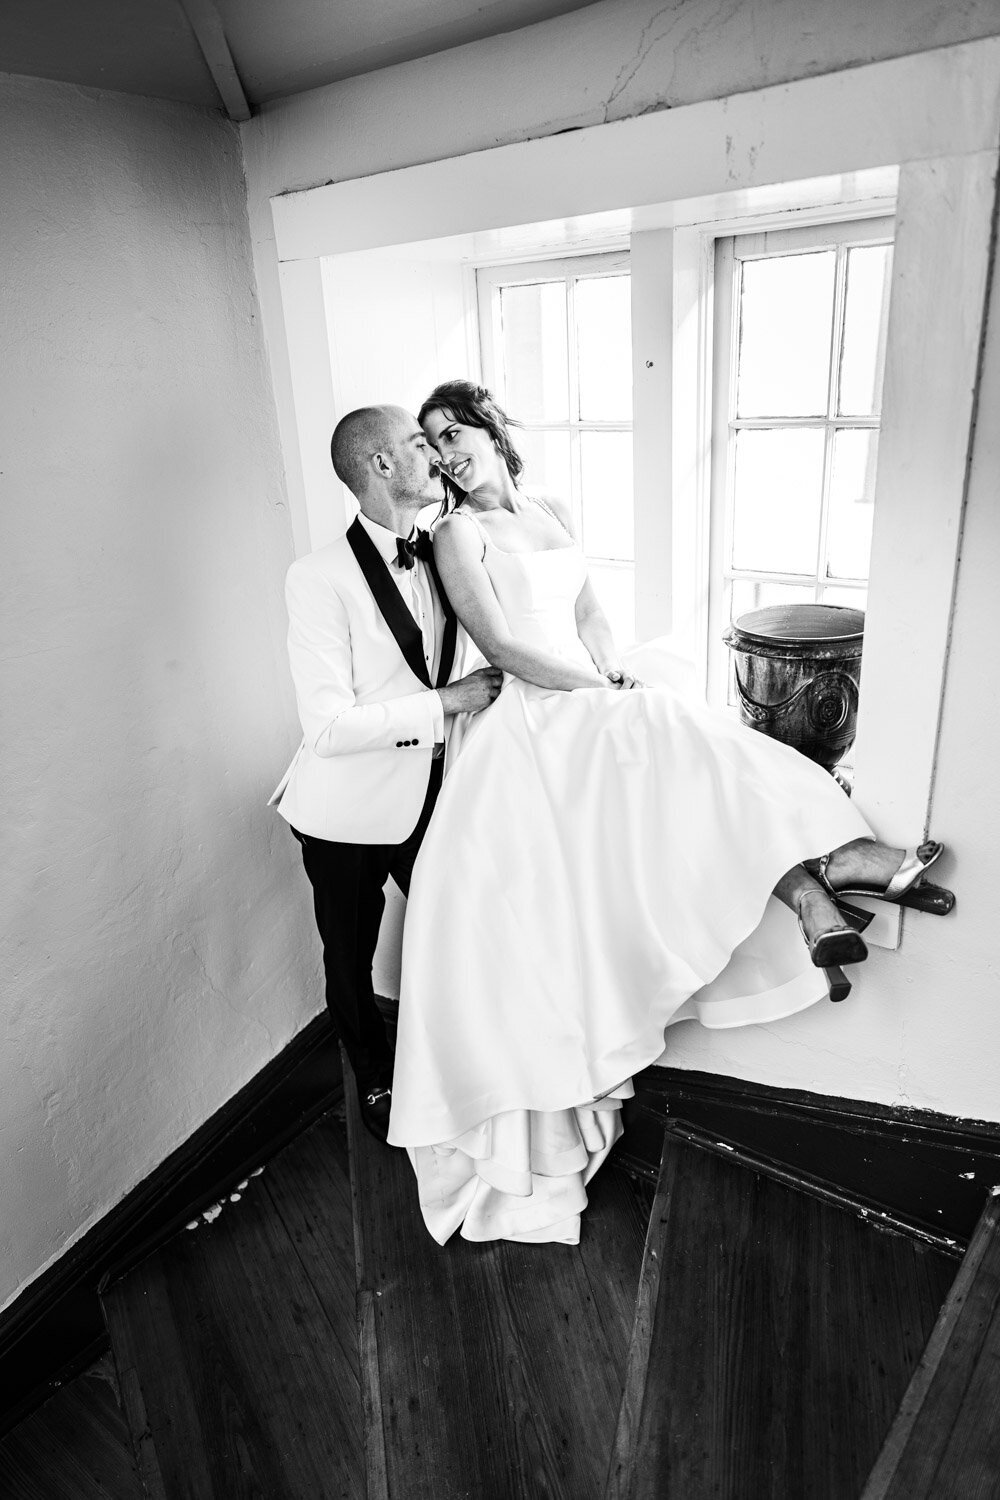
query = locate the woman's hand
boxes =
[605,669,646,691]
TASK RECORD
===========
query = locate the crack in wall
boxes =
[603,3,675,120]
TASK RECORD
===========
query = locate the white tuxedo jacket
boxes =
[270,522,467,844]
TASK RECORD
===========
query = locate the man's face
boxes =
[387,414,444,506]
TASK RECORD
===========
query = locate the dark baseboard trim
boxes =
[617,1066,1000,1259]
[0,1011,342,1437]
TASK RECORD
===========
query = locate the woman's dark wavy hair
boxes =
[418,380,523,510]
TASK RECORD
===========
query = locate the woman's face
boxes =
[421,408,504,492]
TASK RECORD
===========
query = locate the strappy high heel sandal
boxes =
[796,889,868,1004]
[807,841,955,916]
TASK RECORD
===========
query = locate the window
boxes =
[477,254,634,643]
[708,219,894,704]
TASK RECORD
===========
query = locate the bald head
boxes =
[330,405,411,497]
[330,403,444,531]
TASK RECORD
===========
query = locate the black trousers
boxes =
[292,759,443,1088]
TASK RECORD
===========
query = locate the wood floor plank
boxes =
[577,1163,655,1380]
[617,1133,955,1500]
[260,1115,359,1386]
[0,1356,144,1500]
[345,1069,510,1499]
[103,1116,364,1500]
[356,1287,389,1500]
[862,1186,1000,1499]
[105,1255,209,1500]
[605,1141,673,1500]
[345,1055,647,1500]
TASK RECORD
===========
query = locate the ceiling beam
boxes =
[176,0,251,122]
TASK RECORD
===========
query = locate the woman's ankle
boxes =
[825,838,903,887]
[795,884,841,937]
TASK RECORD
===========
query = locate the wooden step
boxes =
[606,1133,955,1500]
[344,1053,650,1500]
[862,1186,1000,1499]
[0,1353,143,1500]
[101,1111,364,1499]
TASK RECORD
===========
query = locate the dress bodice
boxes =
[449,509,593,672]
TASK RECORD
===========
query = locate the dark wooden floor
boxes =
[89,1097,650,1500]
[0,1353,143,1500]
[8,1102,991,1500]
[863,1187,1000,1499]
[103,1108,364,1499]
[346,1065,651,1500]
[609,1134,958,1500]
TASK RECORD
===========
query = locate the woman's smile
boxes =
[421,407,508,495]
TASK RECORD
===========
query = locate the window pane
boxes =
[729,577,818,622]
[730,428,825,574]
[580,431,633,560]
[736,251,836,417]
[500,282,569,422]
[588,562,635,646]
[821,584,868,612]
[575,275,632,421]
[826,429,877,580]
[515,428,572,499]
[839,243,892,416]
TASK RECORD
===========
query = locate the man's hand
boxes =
[438,667,504,715]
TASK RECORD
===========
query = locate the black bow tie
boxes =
[394,529,432,569]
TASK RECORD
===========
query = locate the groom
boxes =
[270,406,501,1141]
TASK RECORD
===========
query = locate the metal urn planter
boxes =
[722,603,865,783]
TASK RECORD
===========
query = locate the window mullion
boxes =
[828,243,849,421]
[564,275,583,536]
[722,254,743,636]
[731,415,878,430]
[492,287,509,410]
[817,246,850,594]
[728,566,821,584]
[816,423,836,594]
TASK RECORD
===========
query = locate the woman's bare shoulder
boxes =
[525,489,576,537]
[433,508,486,555]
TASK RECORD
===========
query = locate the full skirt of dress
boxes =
[388,660,871,1245]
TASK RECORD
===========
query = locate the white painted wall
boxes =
[240,4,1000,1124]
[0,75,317,1311]
[243,0,1000,190]
[320,250,475,549]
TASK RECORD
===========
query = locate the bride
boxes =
[387,379,945,1246]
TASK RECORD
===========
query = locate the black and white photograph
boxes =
[2,1,998,1495]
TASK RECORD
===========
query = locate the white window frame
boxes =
[477,252,632,561]
[706,215,894,706]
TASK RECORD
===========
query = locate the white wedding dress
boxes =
[388,522,872,1245]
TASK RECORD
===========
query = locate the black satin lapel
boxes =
[346,519,431,688]
[425,549,458,689]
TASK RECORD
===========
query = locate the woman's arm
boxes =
[432,514,611,692]
[574,576,623,678]
[534,493,628,681]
